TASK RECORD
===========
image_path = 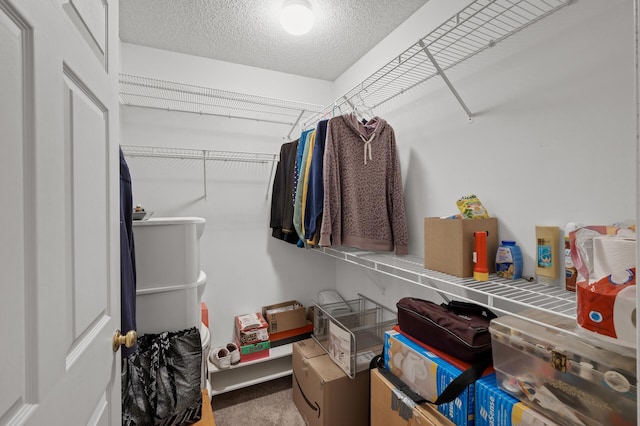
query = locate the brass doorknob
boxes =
[112,329,137,352]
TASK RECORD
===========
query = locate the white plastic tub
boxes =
[133,217,205,289]
[136,270,207,334]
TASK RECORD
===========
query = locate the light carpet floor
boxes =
[210,375,305,426]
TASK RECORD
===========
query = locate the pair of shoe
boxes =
[209,342,240,369]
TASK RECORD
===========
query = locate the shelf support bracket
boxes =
[418,40,474,122]
[266,154,277,200]
[286,109,305,140]
[202,150,208,201]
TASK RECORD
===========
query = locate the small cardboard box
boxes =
[424,217,498,277]
[262,300,307,334]
[292,339,370,426]
[370,368,454,426]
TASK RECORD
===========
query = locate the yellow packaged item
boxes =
[456,194,489,219]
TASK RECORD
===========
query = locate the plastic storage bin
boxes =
[133,217,205,289]
[136,270,207,334]
[489,309,636,426]
[312,293,396,378]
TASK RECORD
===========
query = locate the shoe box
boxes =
[234,312,270,362]
[235,312,269,345]
[489,310,637,426]
[292,338,369,426]
[370,368,453,426]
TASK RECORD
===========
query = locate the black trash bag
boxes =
[122,327,203,425]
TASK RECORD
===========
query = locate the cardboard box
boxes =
[262,300,307,334]
[384,330,475,425]
[292,339,370,426]
[424,217,498,277]
[235,313,269,345]
[475,373,559,426]
[371,368,454,426]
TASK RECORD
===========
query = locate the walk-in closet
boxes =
[2,0,638,425]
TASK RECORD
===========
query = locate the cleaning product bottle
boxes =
[495,240,523,280]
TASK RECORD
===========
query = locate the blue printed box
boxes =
[384,330,474,425]
[476,373,559,426]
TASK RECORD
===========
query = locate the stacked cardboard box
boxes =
[292,339,370,426]
[262,300,312,347]
[234,312,270,362]
[370,368,453,426]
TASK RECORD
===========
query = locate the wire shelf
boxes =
[119,73,324,128]
[120,144,279,200]
[315,246,576,323]
[304,0,569,126]
[120,145,278,164]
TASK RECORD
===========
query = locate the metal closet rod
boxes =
[120,144,279,200]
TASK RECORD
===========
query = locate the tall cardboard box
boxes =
[292,339,370,426]
[424,217,498,277]
[370,368,454,426]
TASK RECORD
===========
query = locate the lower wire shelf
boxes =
[207,343,292,396]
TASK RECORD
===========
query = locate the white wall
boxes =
[120,45,338,349]
[333,0,635,310]
[121,0,636,347]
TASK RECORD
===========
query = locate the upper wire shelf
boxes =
[316,246,576,322]
[119,73,324,133]
[303,0,570,127]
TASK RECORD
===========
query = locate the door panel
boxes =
[64,73,109,338]
[62,0,106,67]
[0,0,120,424]
[0,3,27,421]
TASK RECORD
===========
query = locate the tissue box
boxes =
[489,310,637,426]
[424,217,498,277]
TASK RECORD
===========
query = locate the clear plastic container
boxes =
[495,240,523,280]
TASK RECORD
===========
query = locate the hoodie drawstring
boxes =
[360,133,376,165]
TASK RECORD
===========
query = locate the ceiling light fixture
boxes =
[280,0,315,36]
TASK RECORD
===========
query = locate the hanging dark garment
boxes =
[120,147,137,358]
[270,140,299,244]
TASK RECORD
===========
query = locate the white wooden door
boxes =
[0,0,122,424]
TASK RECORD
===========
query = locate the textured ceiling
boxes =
[119,0,429,81]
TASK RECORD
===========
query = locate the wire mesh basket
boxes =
[312,293,397,378]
